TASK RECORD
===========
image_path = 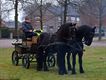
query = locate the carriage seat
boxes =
[22,33,32,41]
[22,33,38,47]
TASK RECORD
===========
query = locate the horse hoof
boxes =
[59,71,67,75]
[68,71,71,75]
[68,68,72,71]
[37,68,42,71]
[44,69,49,71]
[64,71,67,74]
[59,72,64,75]
[80,70,85,73]
[72,72,76,74]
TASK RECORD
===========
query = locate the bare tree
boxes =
[70,0,106,40]
[23,0,57,29]
[40,0,43,29]
[0,0,17,29]
[0,0,32,39]
[57,0,80,24]
[1,0,14,20]
[15,0,18,40]
[57,0,69,24]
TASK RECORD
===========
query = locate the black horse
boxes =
[66,25,96,74]
[36,23,76,75]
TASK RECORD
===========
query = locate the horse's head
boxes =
[56,23,77,42]
[83,26,96,46]
[65,23,77,39]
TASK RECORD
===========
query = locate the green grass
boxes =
[0,47,106,80]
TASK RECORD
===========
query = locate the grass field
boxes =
[0,47,106,80]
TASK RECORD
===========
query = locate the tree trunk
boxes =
[98,18,102,41]
[63,0,68,24]
[98,0,102,41]
[15,0,18,40]
[40,0,43,30]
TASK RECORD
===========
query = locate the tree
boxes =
[1,0,15,21]
[15,0,18,39]
[1,0,36,39]
[40,0,43,29]
[56,0,80,24]
[70,0,106,40]
[23,0,57,29]
[57,0,69,24]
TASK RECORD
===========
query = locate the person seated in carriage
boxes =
[22,16,40,44]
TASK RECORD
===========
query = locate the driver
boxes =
[22,16,37,44]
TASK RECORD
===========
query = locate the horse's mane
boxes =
[75,25,93,41]
[57,23,76,32]
[56,23,76,40]
[37,23,76,45]
[77,25,92,33]
[37,32,57,46]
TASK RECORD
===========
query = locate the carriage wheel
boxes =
[46,54,55,67]
[22,55,30,69]
[12,51,19,66]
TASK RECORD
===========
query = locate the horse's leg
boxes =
[43,52,49,71]
[57,45,67,75]
[36,50,43,71]
[62,52,67,74]
[66,52,72,71]
[57,52,67,75]
[36,46,46,71]
[57,52,63,75]
[78,51,84,73]
[72,53,76,74]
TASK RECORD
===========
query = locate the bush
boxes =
[0,28,10,38]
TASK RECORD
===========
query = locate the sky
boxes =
[1,0,25,22]
[1,0,58,22]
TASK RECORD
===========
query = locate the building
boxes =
[4,21,22,36]
[25,4,80,33]
[79,0,106,36]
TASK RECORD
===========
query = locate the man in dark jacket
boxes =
[22,17,37,38]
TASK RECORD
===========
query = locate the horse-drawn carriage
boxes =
[11,23,96,75]
[11,31,55,69]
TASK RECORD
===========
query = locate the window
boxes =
[76,17,80,22]
[71,17,75,22]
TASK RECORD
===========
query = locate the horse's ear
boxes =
[93,26,96,29]
[93,26,96,30]
[73,23,76,26]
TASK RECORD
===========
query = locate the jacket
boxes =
[22,22,33,32]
